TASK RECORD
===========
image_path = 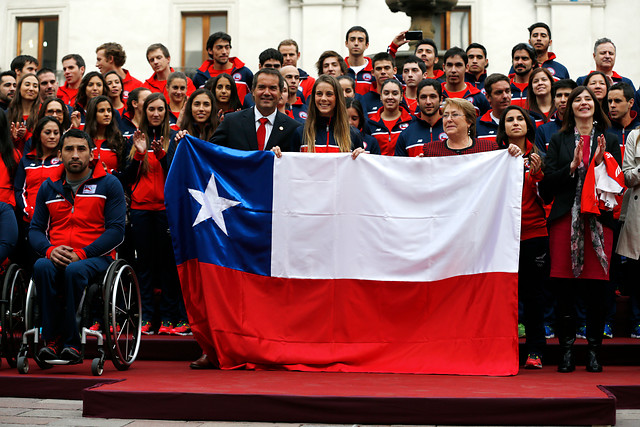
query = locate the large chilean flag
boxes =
[166,135,523,375]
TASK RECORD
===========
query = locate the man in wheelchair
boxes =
[29,129,126,363]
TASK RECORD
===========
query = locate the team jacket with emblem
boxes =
[57,83,79,107]
[476,110,500,141]
[441,82,490,116]
[143,68,196,101]
[360,130,381,154]
[0,149,21,206]
[92,138,124,173]
[395,116,445,157]
[345,57,374,96]
[291,118,363,153]
[14,149,64,222]
[123,127,177,211]
[287,96,308,124]
[121,69,143,101]
[609,111,640,158]
[367,106,413,156]
[29,166,125,260]
[193,57,253,101]
[361,90,382,119]
[533,115,561,155]
[509,77,529,108]
[465,72,487,91]
[298,68,315,101]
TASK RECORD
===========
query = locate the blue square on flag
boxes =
[165,135,273,276]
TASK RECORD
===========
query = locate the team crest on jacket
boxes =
[466,96,474,103]
[82,184,97,194]
[51,158,60,164]
[233,73,242,81]
[439,132,447,141]
[300,112,308,119]
[548,67,556,76]
[399,123,409,130]
[362,73,372,81]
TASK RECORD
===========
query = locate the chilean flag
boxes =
[166,135,523,375]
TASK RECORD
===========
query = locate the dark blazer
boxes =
[208,108,301,152]
[541,129,621,228]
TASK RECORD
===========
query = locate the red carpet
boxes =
[2,360,640,425]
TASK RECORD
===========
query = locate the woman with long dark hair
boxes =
[85,95,126,172]
[584,71,610,115]
[7,73,39,154]
[74,72,108,129]
[366,79,413,156]
[37,98,72,131]
[541,86,622,373]
[180,89,218,141]
[104,70,126,117]
[205,73,243,116]
[527,67,555,124]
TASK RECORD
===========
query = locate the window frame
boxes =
[181,11,228,69]
[16,15,59,67]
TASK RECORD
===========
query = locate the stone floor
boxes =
[0,397,639,427]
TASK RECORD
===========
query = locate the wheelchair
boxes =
[0,263,29,368]
[16,258,142,376]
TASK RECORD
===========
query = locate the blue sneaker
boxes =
[603,324,613,339]
[631,325,640,339]
[544,325,555,339]
[576,325,586,339]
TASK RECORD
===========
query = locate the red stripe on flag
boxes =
[179,260,519,376]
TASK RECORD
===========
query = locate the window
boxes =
[17,17,59,71]
[181,12,227,73]
[432,7,471,51]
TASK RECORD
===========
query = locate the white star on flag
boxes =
[188,173,240,235]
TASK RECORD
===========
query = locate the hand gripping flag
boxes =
[165,135,523,375]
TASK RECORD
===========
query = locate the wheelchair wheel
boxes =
[23,280,51,371]
[103,259,141,371]
[1,264,27,368]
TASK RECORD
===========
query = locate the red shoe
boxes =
[157,321,173,335]
[89,322,101,332]
[171,321,191,336]
[524,353,542,369]
[141,321,154,335]
[110,323,121,333]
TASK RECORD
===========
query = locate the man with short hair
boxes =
[11,55,39,79]
[476,73,512,141]
[30,129,126,363]
[57,54,85,107]
[527,22,569,80]
[388,33,444,80]
[95,42,143,100]
[510,43,537,107]
[209,68,300,152]
[280,66,307,124]
[344,26,374,96]
[143,43,195,101]
[316,51,348,77]
[36,68,59,103]
[361,52,397,118]
[441,47,490,116]
[608,82,639,154]
[534,79,577,153]
[401,55,426,113]
[0,71,17,110]
[395,79,445,157]
[243,49,285,108]
[278,39,314,101]
[576,38,635,90]
[465,43,489,90]
[193,32,253,102]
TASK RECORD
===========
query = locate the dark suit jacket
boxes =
[209,108,301,152]
[541,129,621,228]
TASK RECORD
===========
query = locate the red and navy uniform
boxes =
[608,111,640,158]
[441,82,490,116]
[193,57,253,102]
[92,139,122,173]
[121,69,143,101]
[403,94,418,116]
[360,131,381,154]
[143,67,196,101]
[119,112,137,139]
[465,71,487,91]
[509,53,570,81]
[57,83,79,107]
[527,110,548,128]
[287,96,308,124]
[367,106,413,156]
[1,149,20,207]
[533,113,561,154]
[395,116,445,157]
[509,77,529,108]
[361,90,382,119]
[168,110,180,132]
[345,56,375,96]
[423,138,499,157]
[14,149,64,222]
[577,71,635,91]
[291,118,363,153]
[519,142,548,241]
[476,110,501,141]
[298,68,315,101]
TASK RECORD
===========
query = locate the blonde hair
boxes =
[442,98,477,139]
[302,75,351,153]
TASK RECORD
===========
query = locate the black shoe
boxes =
[37,338,61,361]
[59,346,82,364]
[557,350,575,373]
[586,349,602,372]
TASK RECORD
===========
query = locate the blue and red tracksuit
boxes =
[465,72,487,92]
[345,57,375,96]
[57,83,78,107]
[361,131,381,154]
[509,77,529,108]
[287,96,308,124]
[361,90,382,119]
[608,111,640,158]
[193,57,253,102]
[441,82,490,116]
[395,116,446,157]
[29,166,126,346]
[577,70,635,91]
[291,118,363,153]
[534,114,561,155]
[298,68,315,101]
[14,149,64,223]
[476,110,501,142]
[367,106,414,156]
[143,67,196,101]
[92,139,123,174]
[121,69,143,101]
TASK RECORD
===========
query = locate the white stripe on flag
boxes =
[271,150,522,282]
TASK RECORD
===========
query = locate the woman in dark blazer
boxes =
[541,86,622,373]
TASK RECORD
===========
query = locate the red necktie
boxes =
[257,117,269,151]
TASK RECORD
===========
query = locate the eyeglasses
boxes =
[442,112,464,120]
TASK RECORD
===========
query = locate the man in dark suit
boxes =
[209,67,301,152]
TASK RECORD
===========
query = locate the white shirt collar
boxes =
[254,107,277,125]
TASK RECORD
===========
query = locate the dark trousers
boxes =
[556,278,606,344]
[0,202,18,264]
[33,256,111,347]
[129,209,185,324]
[519,236,549,356]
